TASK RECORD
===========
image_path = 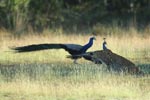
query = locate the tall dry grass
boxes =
[0,63,149,100]
[0,29,149,64]
[0,76,149,100]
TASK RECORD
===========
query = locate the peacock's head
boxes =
[103,38,106,41]
[90,36,96,41]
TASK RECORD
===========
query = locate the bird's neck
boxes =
[81,39,93,53]
[103,42,107,50]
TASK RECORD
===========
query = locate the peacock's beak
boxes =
[93,37,96,40]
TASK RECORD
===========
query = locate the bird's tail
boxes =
[10,43,64,52]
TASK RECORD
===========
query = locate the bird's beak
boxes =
[94,37,96,40]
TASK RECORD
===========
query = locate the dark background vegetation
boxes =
[0,0,150,34]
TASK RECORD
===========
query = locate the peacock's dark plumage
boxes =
[11,37,96,63]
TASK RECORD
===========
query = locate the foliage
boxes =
[0,0,150,33]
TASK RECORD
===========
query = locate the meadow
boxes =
[0,29,150,100]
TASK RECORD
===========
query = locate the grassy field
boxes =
[0,30,150,100]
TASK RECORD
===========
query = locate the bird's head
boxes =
[103,38,106,41]
[90,36,96,41]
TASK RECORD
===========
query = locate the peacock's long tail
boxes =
[11,44,64,52]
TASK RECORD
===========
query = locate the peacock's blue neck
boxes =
[103,42,107,50]
[81,39,93,53]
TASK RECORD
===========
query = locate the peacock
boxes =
[11,37,96,63]
[103,38,108,50]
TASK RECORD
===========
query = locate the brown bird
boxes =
[69,50,144,75]
[68,38,144,75]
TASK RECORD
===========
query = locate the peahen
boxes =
[11,37,96,63]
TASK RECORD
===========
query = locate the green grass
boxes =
[0,31,150,100]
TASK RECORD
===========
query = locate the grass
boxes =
[0,30,150,100]
[0,63,150,100]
